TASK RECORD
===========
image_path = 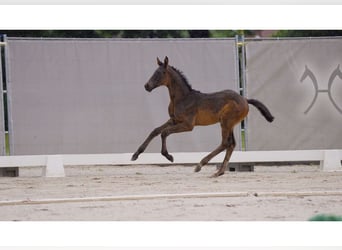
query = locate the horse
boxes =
[131,56,274,177]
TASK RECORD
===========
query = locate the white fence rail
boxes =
[0,150,341,177]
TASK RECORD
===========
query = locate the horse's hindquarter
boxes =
[194,90,248,126]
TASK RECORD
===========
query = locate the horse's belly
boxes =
[195,109,219,125]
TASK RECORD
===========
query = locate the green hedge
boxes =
[309,214,342,221]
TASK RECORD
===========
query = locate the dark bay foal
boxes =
[132,56,274,177]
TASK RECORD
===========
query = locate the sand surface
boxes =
[0,164,341,221]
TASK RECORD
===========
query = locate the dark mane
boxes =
[170,66,193,91]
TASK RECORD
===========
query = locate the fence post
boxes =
[43,155,65,177]
[237,35,248,150]
[0,35,6,156]
[321,150,342,171]
[3,34,13,156]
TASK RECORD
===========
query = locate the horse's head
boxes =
[145,56,169,92]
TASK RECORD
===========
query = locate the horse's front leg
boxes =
[160,121,194,162]
[131,119,174,161]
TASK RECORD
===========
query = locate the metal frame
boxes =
[6,37,237,42]
[3,35,340,156]
[236,35,342,151]
[233,35,242,151]
[0,36,5,155]
[245,36,342,42]
[3,35,14,155]
[243,35,342,151]
[238,35,248,151]
[4,36,239,155]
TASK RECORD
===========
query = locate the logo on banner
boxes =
[300,64,342,115]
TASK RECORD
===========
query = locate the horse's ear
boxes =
[164,56,169,67]
[157,57,163,66]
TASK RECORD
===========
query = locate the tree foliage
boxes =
[0,30,242,38]
[2,30,341,39]
[274,30,342,37]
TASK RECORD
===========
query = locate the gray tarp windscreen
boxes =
[245,38,342,150]
[0,48,5,155]
[7,38,240,155]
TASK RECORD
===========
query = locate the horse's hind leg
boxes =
[211,131,236,178]
[131,119,173,161]
[194,144,226,173]
[194,126,230,173]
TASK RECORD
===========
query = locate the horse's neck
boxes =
[167,73,191,103]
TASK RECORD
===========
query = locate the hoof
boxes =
[162,151,174,162]
[131,153,139,161]
[194,165,202,172]
[166,154,174,162]
[210,172,224,178]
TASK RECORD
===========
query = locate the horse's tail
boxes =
[247,99,274,123]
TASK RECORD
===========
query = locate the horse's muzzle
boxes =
[144,83,153,92]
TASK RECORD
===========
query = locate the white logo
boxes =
[300,65,342,114]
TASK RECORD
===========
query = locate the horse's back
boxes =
[197,89,246,107]
[192,89,248,126]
